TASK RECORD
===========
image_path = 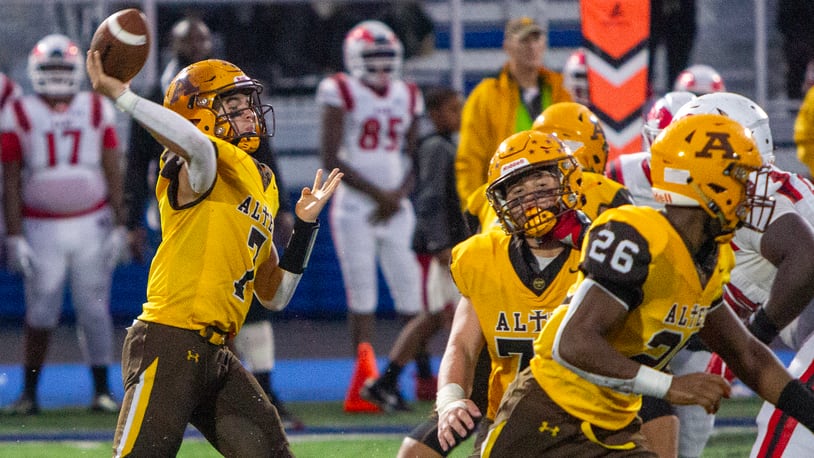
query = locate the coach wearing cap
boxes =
[454,16,572,216]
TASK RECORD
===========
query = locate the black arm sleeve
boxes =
[777,379,814,433]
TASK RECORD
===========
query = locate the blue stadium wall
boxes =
[0,191,395,325]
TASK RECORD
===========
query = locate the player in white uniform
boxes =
[0,34,127,415]
[317,20,424,408]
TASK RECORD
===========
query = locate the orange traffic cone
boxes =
[343,342,381,413]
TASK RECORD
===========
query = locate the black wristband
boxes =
[278,217,319,274]
[777,379,814,432]
[747,307,779,345]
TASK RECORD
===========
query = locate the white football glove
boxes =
[104,226,130,269]
[6,235,34,278]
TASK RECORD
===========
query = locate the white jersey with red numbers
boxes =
[317,73,424,316]
[316,73,423,193]
[0,92,118,217]
[606,151,663,209]
[0,90,121,368]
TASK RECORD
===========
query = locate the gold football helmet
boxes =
[650,113,774,241]
[164,59,273,153]
[486,130,583,238]
[532,102,609,174]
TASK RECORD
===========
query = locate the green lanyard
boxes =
[515,79,552,132]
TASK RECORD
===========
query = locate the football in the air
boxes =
[89,8,150,82]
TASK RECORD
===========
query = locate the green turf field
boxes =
[0,398,762,457]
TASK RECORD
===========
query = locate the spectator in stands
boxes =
[455,16,571,214]
[379,2,436,59]
[648,0,697,93]
[212,4,322,91]
[777,0,814,100]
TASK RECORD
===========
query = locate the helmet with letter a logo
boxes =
[673,91,775,164]
[650,114,775,242]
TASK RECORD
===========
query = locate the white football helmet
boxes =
[28,34,84,97]
[673,92,775,164]
[343,20,403,88]
[641,91,696,151]
[563,48,589,105]
[673,64,726,95]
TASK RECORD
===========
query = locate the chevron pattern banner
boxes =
[581,0,650,161]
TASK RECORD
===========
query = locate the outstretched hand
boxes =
[85,50,128,100]
[295,168,343,223]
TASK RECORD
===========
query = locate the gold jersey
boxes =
[580,171,634,220]
[451,230,580,419]
[139,137,280,335]
[529,205,733,430]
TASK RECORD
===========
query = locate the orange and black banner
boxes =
[581,0,650,161]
